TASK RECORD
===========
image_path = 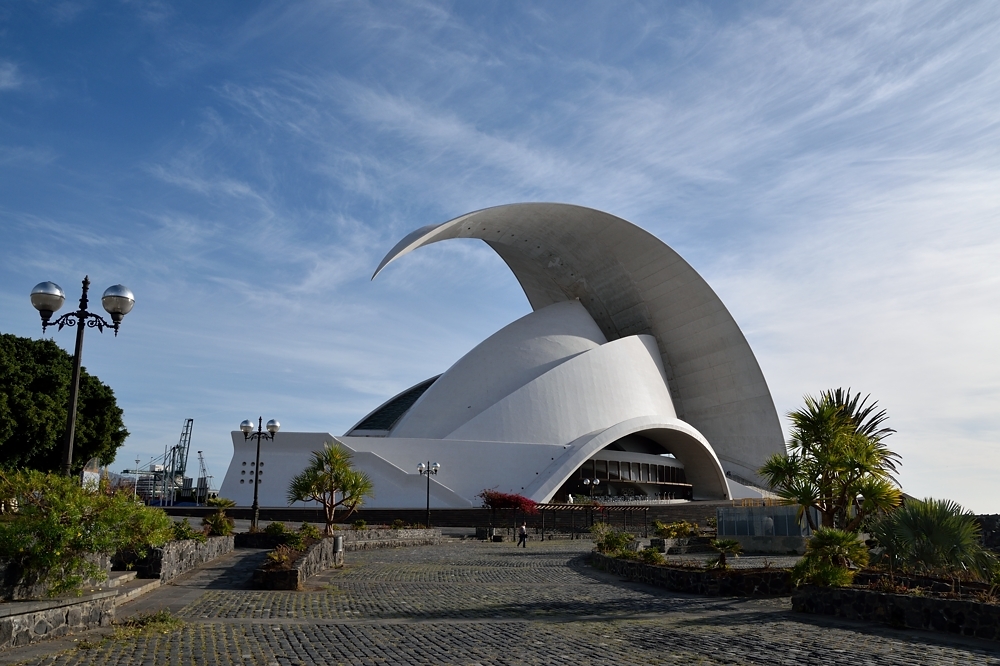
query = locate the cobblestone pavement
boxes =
[9,540,1000,665]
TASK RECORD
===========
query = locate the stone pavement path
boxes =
[6,540,1000,665]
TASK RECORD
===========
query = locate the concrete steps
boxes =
[104,570,138,588]
[114,577,161,605]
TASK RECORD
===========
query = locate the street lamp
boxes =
[30,276,134,476]
[582,478,601,498]
[417,461,441,528]
[241,416,280,532]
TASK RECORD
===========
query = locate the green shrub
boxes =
[298,523,322,540]
[792,528,867,587]
[869,497,997,582]
[352,519,367,530]
[202,497,235,536]
[652,520,699,539]
[0,470,174,595]
[792,559,855,587]
[172,518,207,543]
[264,522,287,536]
[202,511,234,537]
[390,519,406,529]
[283,531,306,550]
[265,544,296,569]
[640,547,665,565]
[590,522,634,554]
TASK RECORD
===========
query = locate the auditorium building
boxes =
[220,203,784,508]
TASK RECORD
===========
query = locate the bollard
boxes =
[333,535,344,553]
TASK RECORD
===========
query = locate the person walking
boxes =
[517,522,528,548]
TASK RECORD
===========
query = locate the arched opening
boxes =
[551,433,694,503]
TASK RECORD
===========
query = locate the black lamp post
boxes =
[417,461,441,528]
[582,477,600,498]
[30,276,134,477]
[240,416,280,532]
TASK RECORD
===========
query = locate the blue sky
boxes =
[1,1,998,511]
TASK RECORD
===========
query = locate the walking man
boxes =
[517,522,528,548]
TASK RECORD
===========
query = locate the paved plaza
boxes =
[5,539,1000,665]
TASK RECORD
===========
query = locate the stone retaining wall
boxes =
[0,590,115,650]
[253,537,345,590]
[792,585,1000,642]
[252,529,442,590]
[590,552,792,597]
[342,528,440,551]
[118,536,234,582]
[0,555,111,601]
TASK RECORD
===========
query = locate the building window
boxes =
[596,460,608,480]
[641,463,649,482]
[609,461,620,481]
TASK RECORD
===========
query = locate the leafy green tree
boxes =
[0,333,129,473]
[759,388,901,530]
[870,498,997,582]
[287,440,374,535]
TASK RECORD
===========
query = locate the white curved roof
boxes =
[392,300,607,439]
[374,203,784,485]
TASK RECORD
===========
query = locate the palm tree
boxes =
[708,539,742,569]
[287,440,375,535]
[792,527,869,587]
[870,498,997,582]
[759,388,901,530]
[804,527,869,570]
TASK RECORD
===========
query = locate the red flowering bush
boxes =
[477,489,538,515]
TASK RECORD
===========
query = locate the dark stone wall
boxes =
[0,554,111,601]
[590,552,792,597]
[0,590,115,650]
[118,536,234,582]
[792,585,1000,642]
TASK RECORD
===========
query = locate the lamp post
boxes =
[30,277,134,477]
[240,417,279,532]
[417,461,440,528]
[582,477,600,498]
[134,457,140,499]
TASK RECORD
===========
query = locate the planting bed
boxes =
[590,551,792,596]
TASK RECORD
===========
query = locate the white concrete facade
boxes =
[220,203,784,508]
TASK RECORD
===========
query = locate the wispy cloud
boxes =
[0,62,23,90]
[2,0,999,510]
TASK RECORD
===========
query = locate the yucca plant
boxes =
[759,389,902,531]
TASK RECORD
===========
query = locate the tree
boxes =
[0,332,129,473]
[287,440,374,535]
[758,388,901,531]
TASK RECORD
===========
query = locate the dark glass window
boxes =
[609,461,619,481]
[597,460,608,480]
[641,464,649,482]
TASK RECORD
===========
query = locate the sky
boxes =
[1,1,998,512]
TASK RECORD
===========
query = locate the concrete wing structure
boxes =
[220,203,784,509]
